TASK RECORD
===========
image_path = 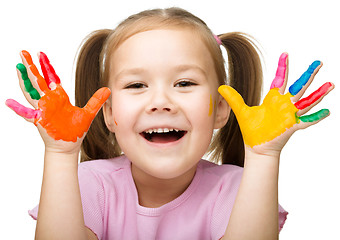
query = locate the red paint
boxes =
[39,52,61,87]
[294,82,333,109]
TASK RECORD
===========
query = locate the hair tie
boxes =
[214,34,222,45]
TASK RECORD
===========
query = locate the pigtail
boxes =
[75,29,121,162]
[210,32,263,166]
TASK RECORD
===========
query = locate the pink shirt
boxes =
[29,156,287,240]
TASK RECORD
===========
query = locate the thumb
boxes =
[218,85,246,114]
[83,87,111,116]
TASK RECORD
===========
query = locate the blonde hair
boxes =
[75,7,262,166]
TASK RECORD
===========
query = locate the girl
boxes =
[6,7,334,240]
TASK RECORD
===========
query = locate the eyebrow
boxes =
[172,64,207,77]
[115,64,207,79]
[115,68,146,79]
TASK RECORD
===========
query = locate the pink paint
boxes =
[6,99,41,119]
[270,53,288,89]
[294,82,333,109]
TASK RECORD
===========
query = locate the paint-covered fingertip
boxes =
[308,60,322,73]
[16,63,26,71]
[21,50,33,65]
[218,85,231,99]
[218,85,227,93]
[38,51,49,63]
[38,51,61,86]
[316,109,330,120]
[299,109,330,123]
[218,85,245,113]
[312,60,322,67]
[218,84,233,94]
[97,87,111,101]
[20,50,29,55]
[5,98,21,107]
[5,98,14,108]
[277,52,288,69]
[279,52,288,61]
[324,82,335,92]
[84,87,112,116]
[270,53,288,89]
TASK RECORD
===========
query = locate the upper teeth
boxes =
[144,128,180,134]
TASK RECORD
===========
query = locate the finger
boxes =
[21,50,49,94]
[83,87,111,116]
[16,63,41,102]
[218,85,246,114]
[6,99,41,122]
[295,82,334,115]
[299,109,330,126]
[289,60,322,101]
[270,52,289,94]
[39,52,61,88]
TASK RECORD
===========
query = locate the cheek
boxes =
[111,93,149,137]
[197,92,216,116]
[110,95,138,129]
[186,93,216,128]
[114,111,131,130]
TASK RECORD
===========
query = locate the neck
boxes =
[131,164,197,208]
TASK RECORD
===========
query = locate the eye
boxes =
[125,82,147,89]
[174,80,197,88]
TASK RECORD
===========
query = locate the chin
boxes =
[132,154,199,180]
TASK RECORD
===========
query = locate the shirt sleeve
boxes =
[278,204,288,231]
[77,164,106,240]
[211,166,288,240]
[28,163,106,240]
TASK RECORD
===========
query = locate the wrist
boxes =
[44,148,80,167]
[244,146,281,170]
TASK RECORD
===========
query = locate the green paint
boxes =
[299,109,329,123]
[16,63,40,100]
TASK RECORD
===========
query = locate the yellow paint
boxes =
[208,95,214,116]
[218,86,299,147]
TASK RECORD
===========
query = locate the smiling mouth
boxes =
[141,128,187,143]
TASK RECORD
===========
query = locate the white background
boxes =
[1,0,339,239]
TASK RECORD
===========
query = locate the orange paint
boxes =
[22,50,49,92]
[16,50,111,142]
[22,50,33,64]
[29,65,49,92]
[37,85,110,142]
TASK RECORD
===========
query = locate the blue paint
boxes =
[289,60,321,95]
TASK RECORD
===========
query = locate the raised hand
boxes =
[6,50,111,143]
[218,53,334,153]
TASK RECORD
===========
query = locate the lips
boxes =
[141,128,187,143]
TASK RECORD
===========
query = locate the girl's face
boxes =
[104,29,229,179]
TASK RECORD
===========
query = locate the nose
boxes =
[146,88,177,114]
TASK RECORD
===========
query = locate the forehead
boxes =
[110,29,215,77]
